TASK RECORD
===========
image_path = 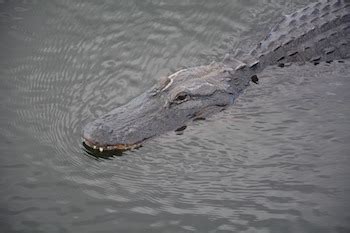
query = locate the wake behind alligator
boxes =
[83,0,350,151]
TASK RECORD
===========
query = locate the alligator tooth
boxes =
[93,145,97,149]
[249,61,259,69]
[99,147,104,152]
[235,64,246,71]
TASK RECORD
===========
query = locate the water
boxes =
[1,0,350,232]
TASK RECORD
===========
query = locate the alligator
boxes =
[83,0,350,151]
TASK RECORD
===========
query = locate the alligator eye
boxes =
[174,93,189,103]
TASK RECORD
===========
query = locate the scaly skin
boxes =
[83,0,350,151]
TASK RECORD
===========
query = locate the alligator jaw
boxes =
[82,137,142,152]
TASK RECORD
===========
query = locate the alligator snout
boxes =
[82,121,135,151]
[82,95,151,151]
[82,90,176,151]
[82,119,145,151]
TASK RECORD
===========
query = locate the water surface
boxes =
[1,0,350,232]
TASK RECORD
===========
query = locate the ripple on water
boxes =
[1,0,350,232]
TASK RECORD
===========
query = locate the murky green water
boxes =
[1,0,350,232]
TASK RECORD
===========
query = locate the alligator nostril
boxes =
[82,121,115,147]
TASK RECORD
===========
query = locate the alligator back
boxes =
[238,0,350,72]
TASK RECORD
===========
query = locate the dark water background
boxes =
[1,0,350,232]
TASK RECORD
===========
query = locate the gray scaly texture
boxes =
[232,0,350,75]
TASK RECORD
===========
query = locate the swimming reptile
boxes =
[83,0,350,151]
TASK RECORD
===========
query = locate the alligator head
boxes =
[83,61,249,151]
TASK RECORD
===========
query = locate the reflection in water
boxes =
[0,0,350,232]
